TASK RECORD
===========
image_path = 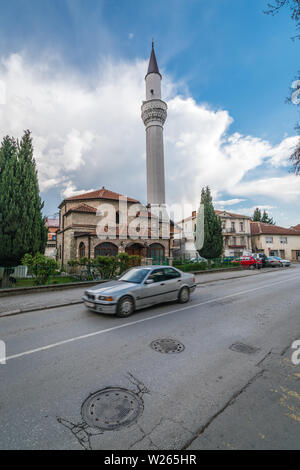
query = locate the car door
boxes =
[139,269,168,308]
[162,267,182,301]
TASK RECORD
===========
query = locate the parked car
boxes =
[82,265,197,317]
[252,253,269,267]
[266,256,281,267]
[190,256,208,264]
[235,255,262,269]
[272,256,291,267]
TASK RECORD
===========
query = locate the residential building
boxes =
[45,217,59,258]
[251,222,300,261]
[174,210,252,259]
[215,210,252,257]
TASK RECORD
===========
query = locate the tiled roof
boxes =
[62,187,140,205]
[292,224,300,231]
[178,209,251,225]
[251,222,300,236]
[215,210,251,219]
[69,203,97,214]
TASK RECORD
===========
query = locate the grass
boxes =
[9,276,79,288]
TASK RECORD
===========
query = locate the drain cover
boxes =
[150,338,185,354]
[81,388,143,430]
[229,342,259,355]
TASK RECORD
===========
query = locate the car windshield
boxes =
[118,268,150,284]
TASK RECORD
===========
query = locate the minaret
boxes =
[141,42,167,206]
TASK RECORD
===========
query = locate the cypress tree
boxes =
[0,131,47,284]
[198,186,223,260]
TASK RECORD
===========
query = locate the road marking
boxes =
[5,273,300,362]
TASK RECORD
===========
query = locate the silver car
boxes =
[273,256,291,267]
[83,265,197,317]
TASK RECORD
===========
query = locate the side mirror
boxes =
[145,279,154,284]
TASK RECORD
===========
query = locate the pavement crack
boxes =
[129,418,163,449]
[57,417,103,450]
[183,369,265,450]
[127,372,150,398]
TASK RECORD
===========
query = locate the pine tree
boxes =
[252,207,262,221]
[0,131,47,284]
[261,210,275,225]
[252,207,275,224]
[198,186,223,260]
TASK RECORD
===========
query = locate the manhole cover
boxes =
[229,343,259,355]
[81,388,143,430]
[150,338,185,354]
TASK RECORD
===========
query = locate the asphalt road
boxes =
[0,265,300,450]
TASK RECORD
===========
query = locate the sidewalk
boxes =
[186,343,300,450]
[0,267,278,318]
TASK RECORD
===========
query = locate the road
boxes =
[0,265,300,450]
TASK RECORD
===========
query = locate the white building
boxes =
[174,210,252,259]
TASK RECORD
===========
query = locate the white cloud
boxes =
[0,52,298,223]
[214,198,246,206]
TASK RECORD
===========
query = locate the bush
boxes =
[22,253,59,285]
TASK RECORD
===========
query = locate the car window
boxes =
[119,268,150,284]
[148,269,166,283]
[163,268,181,280]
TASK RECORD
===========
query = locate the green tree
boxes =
[198,186,223,260]
[252,207,275,224]
[252,207,262,221]
[0,131,47,286]
[261,210,275,224]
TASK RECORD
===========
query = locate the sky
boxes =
[0,0,299,226]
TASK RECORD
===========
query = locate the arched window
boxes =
[79,242,85,258]
[94,242,118,257]
[147,243,165,259]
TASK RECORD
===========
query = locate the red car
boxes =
[232,256,262,269]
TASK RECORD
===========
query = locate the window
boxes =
[240,222,244,232]
[240,236,245,245]
[116,211,120,225]
[231,222,235,232]
[148,269,166,283]
[280,237,287,244]
[119,268,150,284]
[266,236,273,244]
[163,268,181,280]
[79,242,85,258]
[147,243,165,259]
[232,237,236,245]
[94,242,118,257]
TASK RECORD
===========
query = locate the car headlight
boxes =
[98,295,114,301]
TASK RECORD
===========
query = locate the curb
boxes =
[0,266,291,318]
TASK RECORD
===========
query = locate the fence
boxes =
[172,256,240,272]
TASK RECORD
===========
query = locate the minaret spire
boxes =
[146,40,161,77]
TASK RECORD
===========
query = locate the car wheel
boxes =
[249,265,255,270]
[178,286,190,303]
[116,296,134,317]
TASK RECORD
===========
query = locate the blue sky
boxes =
[0,0,299,226]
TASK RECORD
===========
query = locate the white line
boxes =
[5,273,300,362]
